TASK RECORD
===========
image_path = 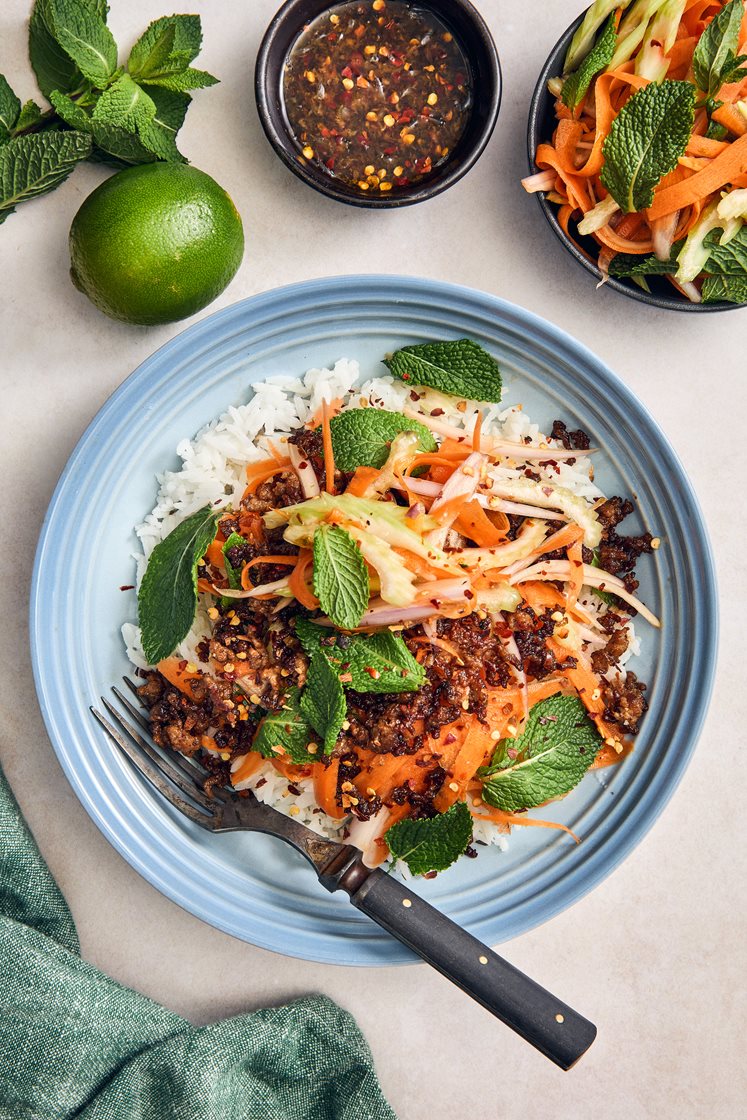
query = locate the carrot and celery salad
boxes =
[131,339,659,877]
[524,0,747,303]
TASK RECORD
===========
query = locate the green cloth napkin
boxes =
[0,766,396,1120]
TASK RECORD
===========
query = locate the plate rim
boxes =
[30,274,719,963]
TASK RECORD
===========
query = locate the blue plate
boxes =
[30,276,717,964]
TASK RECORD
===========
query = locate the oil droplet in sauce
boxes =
[283,1,473,194]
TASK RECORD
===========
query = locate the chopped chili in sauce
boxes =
[283,0,473,194]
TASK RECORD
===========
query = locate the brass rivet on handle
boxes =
[555,1013,565,1024]
[402,899,412,908]
[478,955,488,965]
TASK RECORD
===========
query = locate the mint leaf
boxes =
[562,14,616,110]
[313,525,369,630]
[601,81,695,212]
[701,274,747,304]
[127,21,178,80]
[385,802,472,875]
[29,0,84,98]
[91,119,155,164]
[703,225,747,275]
[480,696,602,813]
[295,620,425,693]
[93,72,156,131]
[330,408,436,470]
[137,87,189,162]
[385,339,502,402]
[0,77,21,140]
[15,100,44,131]
[49,90,92,131]
[128,14,202,78]
[718,53,747,85]
[300,652,347,755]
[0,130,91,224]
[608,242,683,277]
[138,506,220,664]
[143,68,218,93]
[252,689,320,765]
[693,0,744,97]
[46,0,118,86]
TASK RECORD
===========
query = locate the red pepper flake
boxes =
[364,666,381,679]
[119,584,135,591]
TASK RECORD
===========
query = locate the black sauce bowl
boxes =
[527,14,739,312]
[255,0,501,208]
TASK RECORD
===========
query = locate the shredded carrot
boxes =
[205,539,226,569]
[312,758,344,818]
[287,549,318,609]
[321,399,336,494]
[453,500,509,547]
[647,131,747,218]
[711,102,747,138]
[471,805,579,842]
[157,657,203,700]
[230,751,265,785]
[472,412,483,452]
[243,457,292,495]
[345,465,380,496]
[197,577,216,595]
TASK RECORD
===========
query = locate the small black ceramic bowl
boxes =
[255,0,501,208]
[527,14,738,312]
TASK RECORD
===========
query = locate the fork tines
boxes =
[91,679,221,829]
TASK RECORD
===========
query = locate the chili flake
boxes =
[283,1,472,193]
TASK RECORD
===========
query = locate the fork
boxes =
[92,681,597,1070]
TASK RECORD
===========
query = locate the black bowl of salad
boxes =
[526,2,747,311]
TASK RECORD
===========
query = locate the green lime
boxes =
[69,163,244,326]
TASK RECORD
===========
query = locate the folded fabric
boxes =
[0,765,396,1120]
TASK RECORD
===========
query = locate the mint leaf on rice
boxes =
[385,802,473,875]
[137,505,220,664]
[300,652,347,755]
[295,620,425,694]
[330,408,436,470]
[312,525,369,630]
[480,696,602,813]
[252,689,320,764]
[384,339,502,402]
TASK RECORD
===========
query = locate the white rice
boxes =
[123,358,641,855]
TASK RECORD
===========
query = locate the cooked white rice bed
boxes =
[123,358,637,852]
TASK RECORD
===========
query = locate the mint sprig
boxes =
[385,339,503,402]
[480,696,602,813]
[608,240,684,278]
[312,525,369,630]
[300,652,347,755]
[138,505,220,664]
[0,3,218,224]
[692,0,747,98]
[252,689,320,765]
[295,620,425,694]
[330,408,436,471]
[562,14,616,110]
[600,80,694,213]
[700,226,747,305]
[385,802,473,875]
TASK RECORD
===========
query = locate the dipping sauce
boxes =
[283,0,473,194]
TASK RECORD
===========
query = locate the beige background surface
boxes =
[1,1,745,1117]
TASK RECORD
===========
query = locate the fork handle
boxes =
[332,862,596,1070]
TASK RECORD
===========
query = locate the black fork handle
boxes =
[320,853,596,1070]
